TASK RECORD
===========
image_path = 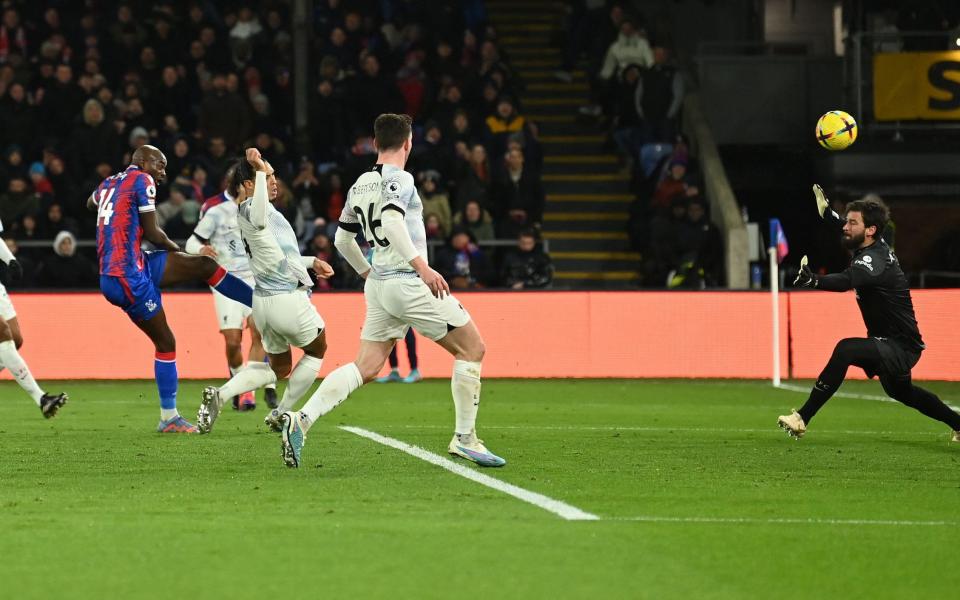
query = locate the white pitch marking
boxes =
[775,382,960,411]
[339,426,600,521]
[369,424,944,437]
[615,515,955,527]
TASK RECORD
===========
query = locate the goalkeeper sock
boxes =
[300,362,363,430]
[0,340,44,405]
[219,362,277,399]
[277,354,322,412]
[452,360,482,435]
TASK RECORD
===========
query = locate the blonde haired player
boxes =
[197,149,334,434]
[277,113,506,469]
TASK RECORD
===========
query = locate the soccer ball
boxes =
[816,110,858,151]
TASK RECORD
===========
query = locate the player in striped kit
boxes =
[0,218,68,417]
[89,145,255,432]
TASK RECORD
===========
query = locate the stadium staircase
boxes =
[488,0,641,289]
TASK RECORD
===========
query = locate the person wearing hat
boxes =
[37,231,97,288]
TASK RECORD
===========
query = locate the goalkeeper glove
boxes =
[793,255,817,288]
[0,259,23,285]
[812,184,829,218]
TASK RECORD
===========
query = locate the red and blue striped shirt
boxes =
[94,166,157,277]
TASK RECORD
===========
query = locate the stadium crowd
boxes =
[0,0,552,291]
[559,2,721,288]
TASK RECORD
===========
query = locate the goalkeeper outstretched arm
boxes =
[793,254,874,292]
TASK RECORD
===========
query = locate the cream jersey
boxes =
[339,164,427,280]
[238,173,312,296]
[193,200,253,280]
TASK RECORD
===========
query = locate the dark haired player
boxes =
[778,187,960,442]
[88,145,254,432]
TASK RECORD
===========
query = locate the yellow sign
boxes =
[874,51,960,120]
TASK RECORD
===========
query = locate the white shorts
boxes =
[361,277,471,342]
[213,286,253,331]
[252,289,325,355]
[0,283,15,321]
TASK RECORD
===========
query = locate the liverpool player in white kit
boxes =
[186,160,278,412]
[197,149,333,434]
[278,113,505,468]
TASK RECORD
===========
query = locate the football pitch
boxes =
[2,378,958,599]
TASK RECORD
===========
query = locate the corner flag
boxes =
[769,219,789,264]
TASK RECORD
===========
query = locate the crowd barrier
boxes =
[1,290,957,381]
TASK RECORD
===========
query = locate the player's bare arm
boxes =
[140,210,180,252]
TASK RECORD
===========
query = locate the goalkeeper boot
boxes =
[157,415,198,433]
[951,430,960,443]
[197,386,221,434]
[402,368,422,383]
[777,410,806,439]
[264,408,283,432]
[448,429,506,467]
[375,368,402,383]
[280,411,306,468]
[39,393,68,419]
[264,386,279,409]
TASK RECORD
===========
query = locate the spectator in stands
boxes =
[425,214,446,241]
[455,142,492,212]
[0,83,36,153]
[453,199,496,242]
[156,186,200,240]
[28,162,53,198]
[418,170,453,238]
[484,96,530,160]
[492,147,545,237]
[501,228,554,289]
[435,228,494,289]
[304,231,344,291]
[651,157,699,214]
[71,98,120,180]
[38,203,78,240]
[411,121,454,183]
[0,176,37,232]
[36,231,98,289]
[199,73,252,151]
[291,158,322,219]
[672,196,723,288]
[636,47,684,145]
[611,64,643,172]
[555,0,609,83]
[580,15,653,117]
[644,196,688,286]
[0,144,26,182]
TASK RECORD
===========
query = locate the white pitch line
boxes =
[339,426,599,521]
[615,516,955,527]
[368,424,944,437]
[775,382,960,411]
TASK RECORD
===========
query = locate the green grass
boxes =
[2,378,959,599]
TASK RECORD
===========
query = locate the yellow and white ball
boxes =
[816,110,858,151]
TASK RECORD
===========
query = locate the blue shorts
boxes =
[100,251,168,322]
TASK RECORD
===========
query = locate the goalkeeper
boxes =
[777,186,960,442]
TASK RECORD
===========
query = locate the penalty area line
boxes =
[339,425,599,521]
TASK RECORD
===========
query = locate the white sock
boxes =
[452,360,482,435]
[277,354,322,412]
[160,408,179,421]
[219,362,277,399]
[0,340,44,405]
[229,365,241,377]
[300,363,362,430]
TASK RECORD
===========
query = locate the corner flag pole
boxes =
[768,246,781,386]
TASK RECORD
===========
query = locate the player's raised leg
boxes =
[0,315,67,418]
[436,320,505,467]
[160,252,253,308]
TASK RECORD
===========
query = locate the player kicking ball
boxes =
[89,145,255,433]
[0,220,67,417]
[778,186,960,442]
[277,113,505,469]
[186,159,278,412]
[196,149,333,435]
